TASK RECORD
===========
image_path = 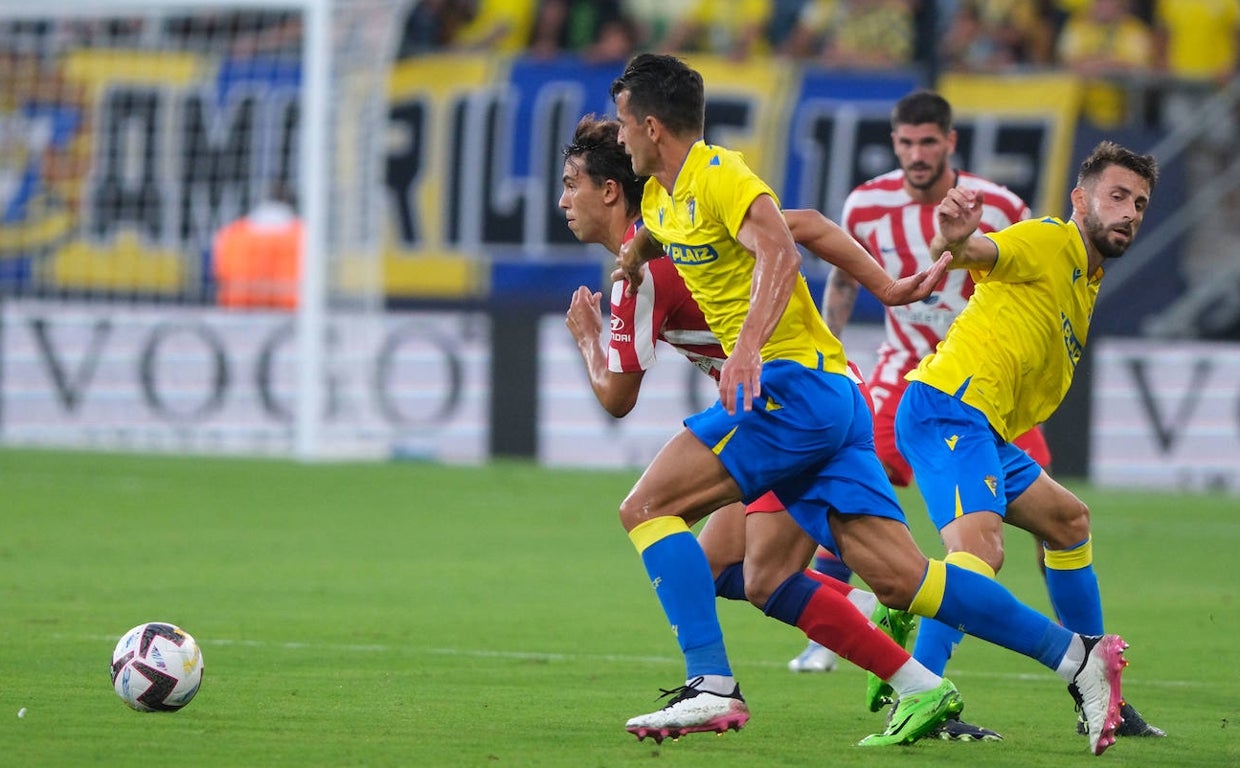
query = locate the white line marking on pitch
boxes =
[72,633,1194,688]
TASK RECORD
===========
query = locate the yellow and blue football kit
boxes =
[895,216,1106,674]
[640,140,901,544]
[629,144,1089,688]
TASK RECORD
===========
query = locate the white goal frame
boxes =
[0,0,407,460]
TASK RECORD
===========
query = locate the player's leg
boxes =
[893,380,1015,681]
[1006,471,1166,738]
[619,429,749,742]
[834,512,1129,755]
[700,494,937,705]
[787,546,851,671]
[821,393,1127,754]
[1008,470,1100,634]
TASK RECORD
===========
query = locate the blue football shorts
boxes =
[684,359,907,552]
[894,380,1044,532]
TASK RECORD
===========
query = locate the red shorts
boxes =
[745,490,783,514]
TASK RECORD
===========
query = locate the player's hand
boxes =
[565,286,604,345]
[936,187,985,246]
[615,236,647,296]
[880,252,952,305]
[718,345,762,415]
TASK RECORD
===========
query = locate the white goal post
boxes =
[0,0,434,459]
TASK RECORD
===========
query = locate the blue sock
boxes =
[926,563,1073,670]
[634,523,731,677]
[714,562,746,601]
[814,551,853,584]
[1043,540,1104,635]
[761,572,817,625]
[911,618,962,676]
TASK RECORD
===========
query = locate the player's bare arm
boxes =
[726,194,800,415]
[566,285,644,417]
[615,225,663,295]
[822,264,860,338]
[785,208,949,312]
[929,187,998,271]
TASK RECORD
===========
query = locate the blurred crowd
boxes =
[400,1,1235,97]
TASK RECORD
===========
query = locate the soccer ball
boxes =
[110,622,204,712]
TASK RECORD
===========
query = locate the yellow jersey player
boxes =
[898,140,1163,740]
[609,52,1132,755]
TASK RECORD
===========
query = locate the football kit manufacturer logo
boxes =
[984,475,998,497]
[944,434,959,450]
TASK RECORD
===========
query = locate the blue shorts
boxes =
[894,380,1043,532]
[685,359,906,553]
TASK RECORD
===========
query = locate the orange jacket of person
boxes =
[212,200,302,310]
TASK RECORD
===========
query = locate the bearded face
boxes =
[1081,205,1134,260]
[1078,165,1148,260]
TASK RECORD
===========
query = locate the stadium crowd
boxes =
[398,0,1238,126]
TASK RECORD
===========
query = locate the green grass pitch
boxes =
[2,448,1237,766]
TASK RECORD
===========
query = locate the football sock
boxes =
[910,559,1073,671]
[813,546,854,584]
[629,517,732,678]
[887,659,944,699]
[713,561,746,601]
[1043,537,1105,635]
[912,550,994,675]
[1055,634,1088,682]
[766,573,908,680]
[803,568,876,613]
[911,619,962,676]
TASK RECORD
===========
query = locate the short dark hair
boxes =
[891,89,952,133]
[564,114,645,217]
[1077,141,1159,191]
[609,53,704,138]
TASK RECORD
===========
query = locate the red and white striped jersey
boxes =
[608,238,726,380]
[841,168,1030,395]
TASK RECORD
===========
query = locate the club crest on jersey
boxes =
[667,242,719,265]
[687,196,696,225]
[984,475,998,497]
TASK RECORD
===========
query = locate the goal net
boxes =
[0,0,432,459]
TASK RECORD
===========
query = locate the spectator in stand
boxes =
[162,12,302,58]
[528,0,637,63]
[450,0,537,53]
[1056,0,1154,128]
[658,0,772,60]
[213,183,302,310]
[781,0,914,69]
[621,0,696,51]
[939,0,1055,72]
[767,0,814,52]
[398,0,477,57]
[1152,0,1240,288]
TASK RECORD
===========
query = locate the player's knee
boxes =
[1044,498,1091,549]
[617,498,646,532]
[742,566,789,609]
[864,571,917,611]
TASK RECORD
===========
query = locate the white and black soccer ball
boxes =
[110,622,204,712]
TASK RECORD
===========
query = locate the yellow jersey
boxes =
[641,141,845,372]
[908,216,1100,440]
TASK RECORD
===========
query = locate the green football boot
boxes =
[858,678,964,746]
[865,604,918,712]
